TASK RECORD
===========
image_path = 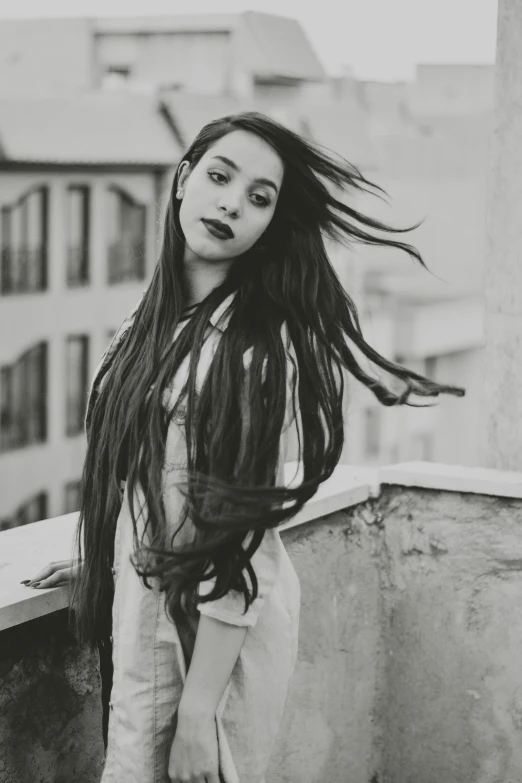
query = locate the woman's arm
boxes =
[170,616,247,782]
[178,614,248,719]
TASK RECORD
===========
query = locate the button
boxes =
[109,701,114,711]
[109,635,113,644]
[173,405,186,424]
[111,567,116,577]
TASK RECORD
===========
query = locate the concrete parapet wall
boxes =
[2,463,522,782]
[0,611,104,783]
[269,504,384,783]
[377,485,522,783]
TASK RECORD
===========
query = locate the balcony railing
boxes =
[1,247,47,294]
[107,240,145,284]
[2,461,522,781]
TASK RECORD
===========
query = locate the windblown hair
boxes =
[69,111,465,646]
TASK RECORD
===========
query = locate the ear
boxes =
[176,161,191,196]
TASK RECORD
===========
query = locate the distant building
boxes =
[291,69,490,470]
[0,92,181,528]
[94,13,325,103]
[282,278,483,470]
[358,64,495,136]
[344,70,491,468]
[357,80,416,137]
[356,287,483,468]
[0,13,325,105]
[410,64,495,119]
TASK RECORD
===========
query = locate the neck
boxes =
[182,251,233,308]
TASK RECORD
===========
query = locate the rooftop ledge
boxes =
[2,460,522,633]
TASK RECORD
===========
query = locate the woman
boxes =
[23,112,465,782]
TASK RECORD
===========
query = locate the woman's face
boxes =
[177,129,284,265]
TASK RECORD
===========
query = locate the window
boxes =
[106,186,146,284]
[0,342,47,451]
[1,186,48,294]
[67,186,90,286]
[66,335,89,435]
[64,480,81,514]
[364,407,381,459]
[0,492,48,531]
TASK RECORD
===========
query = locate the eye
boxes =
[208,170,270,208]
[251,193,270,208]
[208,170,227,184]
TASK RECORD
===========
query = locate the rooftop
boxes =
[160,91,378,170]
[2,459,522,781]
[160,91,258,149]
[0,91,181,166]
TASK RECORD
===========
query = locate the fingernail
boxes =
[31,582,41,588]
[20,580,30,585]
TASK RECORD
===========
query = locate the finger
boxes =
[25,560,75,585]
[32,569,73,589]
[24,563,61,585]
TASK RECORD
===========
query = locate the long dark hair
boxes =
[70,111,465,646]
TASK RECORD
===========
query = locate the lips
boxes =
[201,219,234,240]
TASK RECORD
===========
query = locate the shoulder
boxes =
[86,289,146,399]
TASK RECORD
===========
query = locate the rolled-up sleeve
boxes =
[197,332,300,627]
[196,524,284,628]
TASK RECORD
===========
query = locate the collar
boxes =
[208,291,236,333]
[109,289,236,359]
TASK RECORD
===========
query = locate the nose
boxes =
[217,189,241,218]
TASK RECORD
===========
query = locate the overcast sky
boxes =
[0,0,498,81]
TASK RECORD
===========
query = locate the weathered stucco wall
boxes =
[377,485,522,783]
[269,502,385,783]
[2,481,522,783]
[0,610,104,783]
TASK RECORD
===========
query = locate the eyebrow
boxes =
[210,155,279,194]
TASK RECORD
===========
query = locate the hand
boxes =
[21,559,80,589]
[168,708,221,783]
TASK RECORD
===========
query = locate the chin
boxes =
[185,238,232,263]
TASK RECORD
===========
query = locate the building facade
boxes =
[0,94,179,528]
